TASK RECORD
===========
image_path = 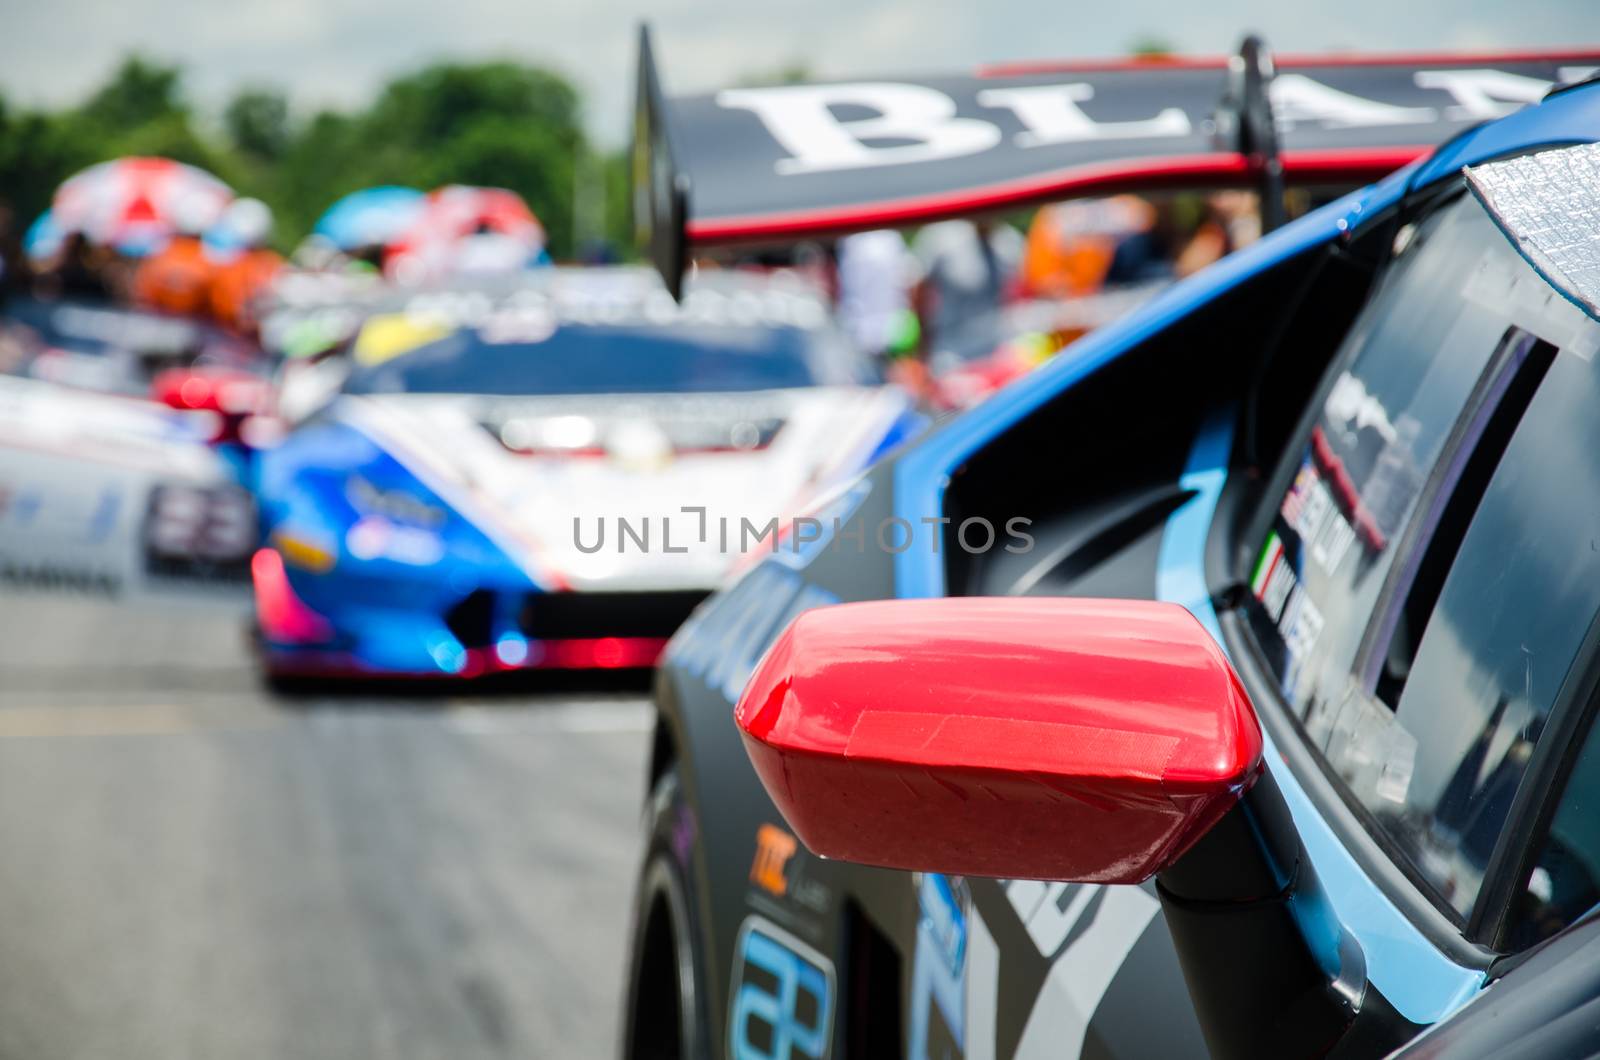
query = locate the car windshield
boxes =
[4,298,202,357]
[342,321,858,396]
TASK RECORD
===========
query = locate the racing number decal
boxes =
[728,915,836,1060]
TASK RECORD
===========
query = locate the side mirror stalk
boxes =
[1156,770,1365,1059]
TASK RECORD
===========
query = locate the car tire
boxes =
[621,764,712,1060]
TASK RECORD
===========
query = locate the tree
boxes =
[2,54,602,258]
[355,61,587,255]
[423,116,577,254]
[735,61,814,87]
[1127,35,1176,58]
[365,62,582,153]
[0,109,101,225]
[80,56,185,132]
[225,89,291,162]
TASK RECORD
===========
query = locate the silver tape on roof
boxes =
[1466,141,1600,321]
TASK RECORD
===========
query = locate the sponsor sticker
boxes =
[1280,461,1357,577]
[1251,531,1325,680]
[728,915,835,1060]
[750,823,798,898]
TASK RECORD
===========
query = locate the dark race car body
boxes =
[623,49,1600,1060]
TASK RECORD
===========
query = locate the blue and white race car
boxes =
[251,267,920,680]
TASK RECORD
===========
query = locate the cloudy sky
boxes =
[3,0,1596,144]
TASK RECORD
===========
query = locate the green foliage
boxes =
[367,62,582,150]
[1127,35,1176,58]
[80,56,185,131]
[225,89,291,162]
[0,55,616,260]
[735,61,814,87]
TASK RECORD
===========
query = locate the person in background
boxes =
[911,218,1024,355]
[133,197,218,317]
[56,232,112,300]
[835,229,919,360]
[1022,196,1164,299]
[1174,190,1260,277]
[0,202,24,308]
[208,198,283,335]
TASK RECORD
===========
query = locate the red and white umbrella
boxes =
[404,185,544,246]
[53,157,233,250]
[386,185,546,282]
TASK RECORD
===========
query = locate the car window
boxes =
[1247,188,1600,926]
[341,322,858,396]
[1354,325,1600,919]
[1506,717,1600,950]
[1249,196,1526,719]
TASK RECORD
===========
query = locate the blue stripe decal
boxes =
[1155,406,1233,646]
[1160,427,1484,1026]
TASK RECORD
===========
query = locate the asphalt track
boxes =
[0,584,651,1059]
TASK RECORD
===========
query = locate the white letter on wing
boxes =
[977,84,1191,147]
[1270,74,1437,129]
[1413,69,1552,121]
[716,83,1001,174]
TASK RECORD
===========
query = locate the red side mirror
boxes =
[734,597,1262,883]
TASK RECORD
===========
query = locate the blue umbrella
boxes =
[313,186,426,251]
[24,209,65,262]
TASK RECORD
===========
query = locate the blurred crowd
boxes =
[0,150,1262,418]
[0,165,554,350]
[821,190,1259,403]
[1,194,283,337]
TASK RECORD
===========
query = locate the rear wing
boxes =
[634,26,1600,296]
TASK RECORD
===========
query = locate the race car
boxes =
[0,296,267,400]
[621,32,1600,1060]
[0,371,258,592]
[250,267,920,680]
[0,298,264,583]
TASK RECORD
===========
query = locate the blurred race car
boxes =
[251,267,921,679]
[0,371,258,591]
[0,296,263,394]
[0,298,263,582]
[621,32,1600,1060]
[0,296,275,450]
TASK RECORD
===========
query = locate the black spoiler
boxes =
[634,26,1599,296]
